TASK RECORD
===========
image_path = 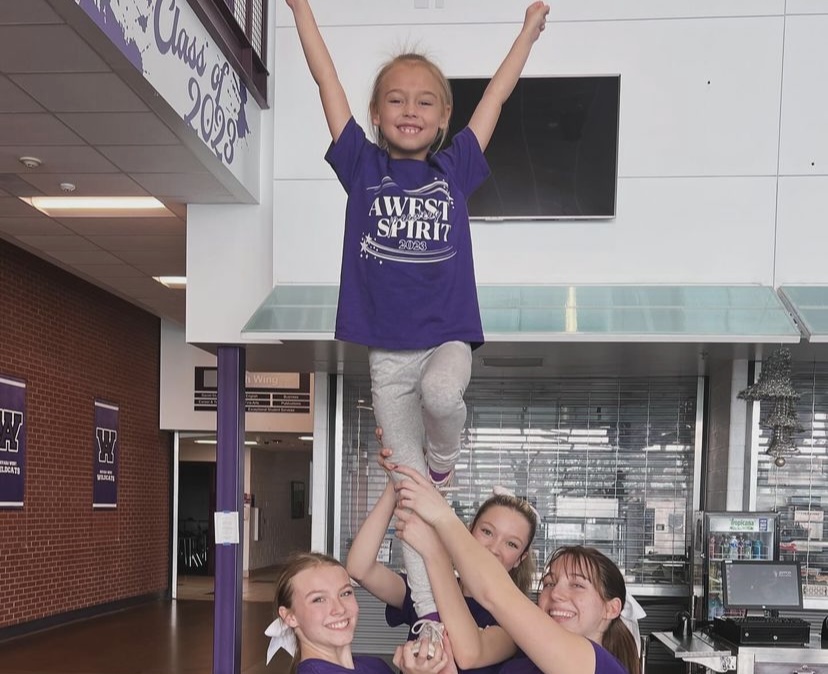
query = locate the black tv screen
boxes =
[447,75,620,220]
[721,560,804,611]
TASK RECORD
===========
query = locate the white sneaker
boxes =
[411,618,445,659]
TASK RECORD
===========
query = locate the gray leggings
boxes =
[369,341,472,618]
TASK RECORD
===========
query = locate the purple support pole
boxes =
[213,346,245,674]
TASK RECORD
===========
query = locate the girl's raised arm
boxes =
[345,481,407,608]
[467,2,550,152]
[285,0,352,141]
[399,510,519,669]
[393,466,598,674]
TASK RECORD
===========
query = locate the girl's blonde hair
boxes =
[368,52,453,154]
[544,546,640,674]
[469,492,538,594]
[273,552,349,674]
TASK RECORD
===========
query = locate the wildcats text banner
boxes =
[93,400,119,509]
[0,375,26,508]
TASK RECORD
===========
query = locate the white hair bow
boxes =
[265,617,297,664]
[619,592,647,654]
[492,485,541,522]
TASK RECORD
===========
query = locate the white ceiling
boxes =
[0,0,243,326]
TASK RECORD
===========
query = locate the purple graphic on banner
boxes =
[77,0,144,71]
[93,400,119,509]
[0,375,26,508]
[74,0,253,164]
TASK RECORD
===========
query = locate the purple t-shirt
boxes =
[499,642,628,674]
[325,118,489,350]
[386,574,503,674]
[298,655,394,674]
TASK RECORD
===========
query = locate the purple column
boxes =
[213,346,245,674]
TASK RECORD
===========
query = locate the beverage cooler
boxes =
[692,511,779,621]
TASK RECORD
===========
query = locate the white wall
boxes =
[160,320,313,433]
[186,0,828,340]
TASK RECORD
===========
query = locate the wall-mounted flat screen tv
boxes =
[447,75,620,220]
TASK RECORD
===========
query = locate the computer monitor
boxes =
[721,560,803,611]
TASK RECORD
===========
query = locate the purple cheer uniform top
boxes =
[499,642,628,674]
[325,117,489,350]
[386,574,505,674]
[297,655,394,674]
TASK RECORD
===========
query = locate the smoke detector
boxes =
[19,156,42,169]
[59,182,76,193]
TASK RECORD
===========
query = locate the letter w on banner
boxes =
[93,400,119,509]
[0,375,26,508]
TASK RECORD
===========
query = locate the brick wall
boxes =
[0,239,170,628]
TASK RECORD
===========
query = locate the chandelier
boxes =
[738,347,801,467]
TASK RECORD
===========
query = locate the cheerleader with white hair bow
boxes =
[265,551,450,674]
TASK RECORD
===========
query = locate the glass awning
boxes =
[778,286,828,343]
[243,285,802,343]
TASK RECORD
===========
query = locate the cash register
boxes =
[712,559,811,646]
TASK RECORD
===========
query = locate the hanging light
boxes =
[764,398,804,432]
[738,347,800,402]
[765,426,799,467]
[739,346,801,468]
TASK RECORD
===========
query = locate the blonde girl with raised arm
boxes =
[346,470,538,673]
[285,0,550,649]
[391,466,640,674]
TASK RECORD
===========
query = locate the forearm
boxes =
[431,515,507,611]
[346,481,396,582]
[287,0,350,139]
[422,549,487,667]
[485,30,537,107]
[468,3,547,150]
[289,0,337,87]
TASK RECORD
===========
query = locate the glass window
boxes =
[756,362,828,600]
[339,374,699,591]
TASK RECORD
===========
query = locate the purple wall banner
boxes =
[93,400,119,509]
[0,375,26,508]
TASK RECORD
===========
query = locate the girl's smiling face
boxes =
[537,557,622,643]
[371,60,451,160]
[470,504,532,571]
[280,564,358,655]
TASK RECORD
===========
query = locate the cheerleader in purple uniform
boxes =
[390,466,641,674]
[265,552,449,674]
[346,463,538,674]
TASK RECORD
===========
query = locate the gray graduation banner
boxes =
[0,375,26,508]
[93,400,119,509]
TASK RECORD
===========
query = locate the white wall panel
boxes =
[778,15,828,175]
[274,180,346,284]
[774,176,828,284]
[274,15,783,179]
[469,177,777,284]
[786,0,828,14]
[272,1,784,28]
[186,203,274,341]
[611,17,782,177]
[272,176,777,286]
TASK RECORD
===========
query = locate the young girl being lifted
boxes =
[285,0,549,653]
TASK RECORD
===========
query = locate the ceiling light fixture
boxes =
[20,196,172,218]
[154,276,187,289]
[19,156,42,169]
